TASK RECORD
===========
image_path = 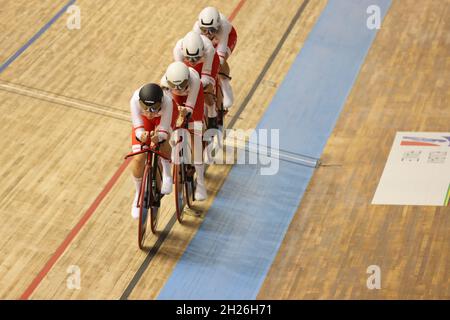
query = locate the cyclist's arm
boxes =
[130,92,145,141]
[173,39,184,62]
[217,16,232,64]
[155,97,172,142]
[200,36,216,88]
[192,21,201,34]
[184,69,201,114]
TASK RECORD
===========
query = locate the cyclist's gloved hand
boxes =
[150,131,160,145]
[179,106,192,118]
[140,131,150,144]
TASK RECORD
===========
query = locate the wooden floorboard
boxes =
[258,0,450,299]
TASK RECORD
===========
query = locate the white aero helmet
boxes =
[198,7,221,31]
[182,32,204,62]
[165,61,190,91]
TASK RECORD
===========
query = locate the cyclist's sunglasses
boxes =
[185,55,202,63]
[200,26,219,35]
[167,78,189,91]
[139,100,161,113]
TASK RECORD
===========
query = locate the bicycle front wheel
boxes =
[174,164,186,223]
[138,163,151,249]
[185,165,196,208]
[149,157,162,234]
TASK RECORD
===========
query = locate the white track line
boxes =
[1,82,320,167]
[0,82,129,120]
[218,135,319,167]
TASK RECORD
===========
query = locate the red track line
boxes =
[20,0,246,300]
[20,159,131,299]
[229,0,247,22]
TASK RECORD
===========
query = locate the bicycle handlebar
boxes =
[125,112,192,161]
[124,146,171,161]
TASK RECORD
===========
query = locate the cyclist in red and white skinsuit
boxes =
[160,61,207,201]
[193,7,237,111]
[173,31,221,129]
[129,83,177,219]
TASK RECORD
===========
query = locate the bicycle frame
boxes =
[125,145,170,209]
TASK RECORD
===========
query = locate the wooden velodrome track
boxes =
[0,0,448,299]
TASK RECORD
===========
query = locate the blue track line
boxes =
[0,0,76,74]
[158,0,392,300]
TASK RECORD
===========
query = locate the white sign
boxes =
[372,132,450,206]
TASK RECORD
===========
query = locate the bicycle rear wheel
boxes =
[138,163,151,249]
[150,205,159,234]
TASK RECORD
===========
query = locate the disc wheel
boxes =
[138,164,150,249]
[149,161,162,234]
[174,164,186,223]
[185,165,196,208]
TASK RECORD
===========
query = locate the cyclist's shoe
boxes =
[195,182,207,201]
[217,106,227,127]
[186,166,195,182]
[161,176,173,195]
[131,194,139,220]
[207,117,218,130]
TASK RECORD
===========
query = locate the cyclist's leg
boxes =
[130,119,154,218]
[131,144,146,219]
[158,139,173,195]
[219,61,234,110]
[189,98,206,167]
[189,89,207,201]
[219,27,237,110]
[216,81,224,126]
[189,120,207,201]
[204,84,218,129]
[151,114,173,195]
[206,53,221,130]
